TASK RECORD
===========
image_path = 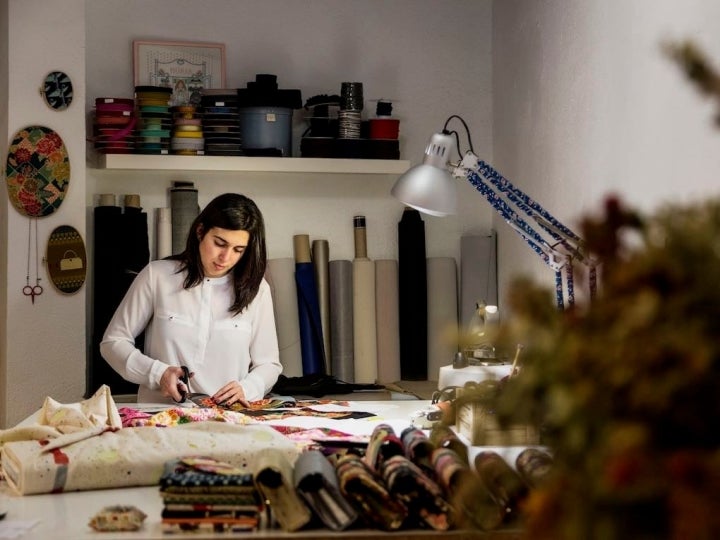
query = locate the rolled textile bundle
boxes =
[400,426,436,479]
[312,239,332,374]
[293,450,357,531]
[1,423,299,496]
[363,423,404,472]
[329,260,354,381]
[515,447,554,489]
[352,216,377,384]
[335,453,407,531]
[293,235,326,375]
[254,448,312,532]
[426,256,458,381]
[381,454,453,530]
[474,451,529,522]
[155,207,172,260]
[170,181,199,255]
[432,447,504,531]
[266,258,303,377]
[398,208,428,380]
[374,259,401,384]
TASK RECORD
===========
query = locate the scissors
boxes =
[174,366,192,403]
[23,281,43,304]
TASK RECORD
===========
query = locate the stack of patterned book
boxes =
[159,457,264,533]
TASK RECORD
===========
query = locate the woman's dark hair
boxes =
[169,193,267,314]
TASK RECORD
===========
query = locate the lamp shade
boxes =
[391,132,458,216]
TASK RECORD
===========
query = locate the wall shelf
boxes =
[94,154,411,175]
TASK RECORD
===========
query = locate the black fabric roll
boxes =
[398,208,427,380]
[89,204,149,397]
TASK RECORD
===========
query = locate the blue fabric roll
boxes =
[295,262,326,375]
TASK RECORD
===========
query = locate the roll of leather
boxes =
[374,259,401,384]
[353,258,377,384]
[398,208,427,380]
[427,257,458,382]
[266,258,303,377]
[155,207,172,260]
[329,260,354,382]
[312,239,331,375]
[170,182,199,255]
[460,232,497,331]
[294,235,326,375]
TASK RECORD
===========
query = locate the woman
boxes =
[100,193,282,405]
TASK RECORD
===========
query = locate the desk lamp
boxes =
[391,115,597,309]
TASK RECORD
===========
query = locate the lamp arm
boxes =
[454,153,598,308]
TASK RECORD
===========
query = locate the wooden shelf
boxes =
[94,153,411,175]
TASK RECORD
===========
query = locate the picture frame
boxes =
[133,40,226,106]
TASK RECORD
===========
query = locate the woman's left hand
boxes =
[212,381,249,408]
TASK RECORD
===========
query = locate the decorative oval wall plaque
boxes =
[41,71,73,111]
[5,125,70,217]
[46,225,87,294]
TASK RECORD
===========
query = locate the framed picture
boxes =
[133,40,226,106]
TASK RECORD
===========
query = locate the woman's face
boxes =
[198,226,250,278]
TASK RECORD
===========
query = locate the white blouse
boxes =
[100,259,282,403]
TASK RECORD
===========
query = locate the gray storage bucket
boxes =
[239,107,293,156]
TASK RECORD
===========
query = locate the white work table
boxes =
[0,399,527,540]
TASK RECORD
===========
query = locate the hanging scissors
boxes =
[23,281,43,304]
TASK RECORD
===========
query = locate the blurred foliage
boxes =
[491,195,720,539]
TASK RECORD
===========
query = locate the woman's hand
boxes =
[212,381,249,408]
[160,366,194,402]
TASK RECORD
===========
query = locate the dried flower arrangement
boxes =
[485,42,720,540]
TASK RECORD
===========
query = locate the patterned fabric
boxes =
[5,125,70,217]
[118,406,253,428]
[381,454,453,530]
[335,453,408,531]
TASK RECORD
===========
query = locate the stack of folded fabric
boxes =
[159,456,264,533]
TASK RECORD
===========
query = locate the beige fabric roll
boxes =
[352,258,377,384]
[427,257,459,382]
[266,258,303,377]
[2,422,299,496]
[155,207,172,260]
[374,259,401,384]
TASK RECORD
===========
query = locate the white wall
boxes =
[85,0,494,263]
[1,0,86,427]
[0,0,493,426]
[492,0,720,308]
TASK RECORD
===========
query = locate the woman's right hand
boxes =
[160,366,193,402]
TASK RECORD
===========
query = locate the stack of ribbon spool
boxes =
[92,97,135,154]
[170,105,204,155]
[201,89,243,156]
[134,86,172,154]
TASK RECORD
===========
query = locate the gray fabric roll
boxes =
[312,239,332,375]
[329,259,354,382]
[170,182,199,255]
